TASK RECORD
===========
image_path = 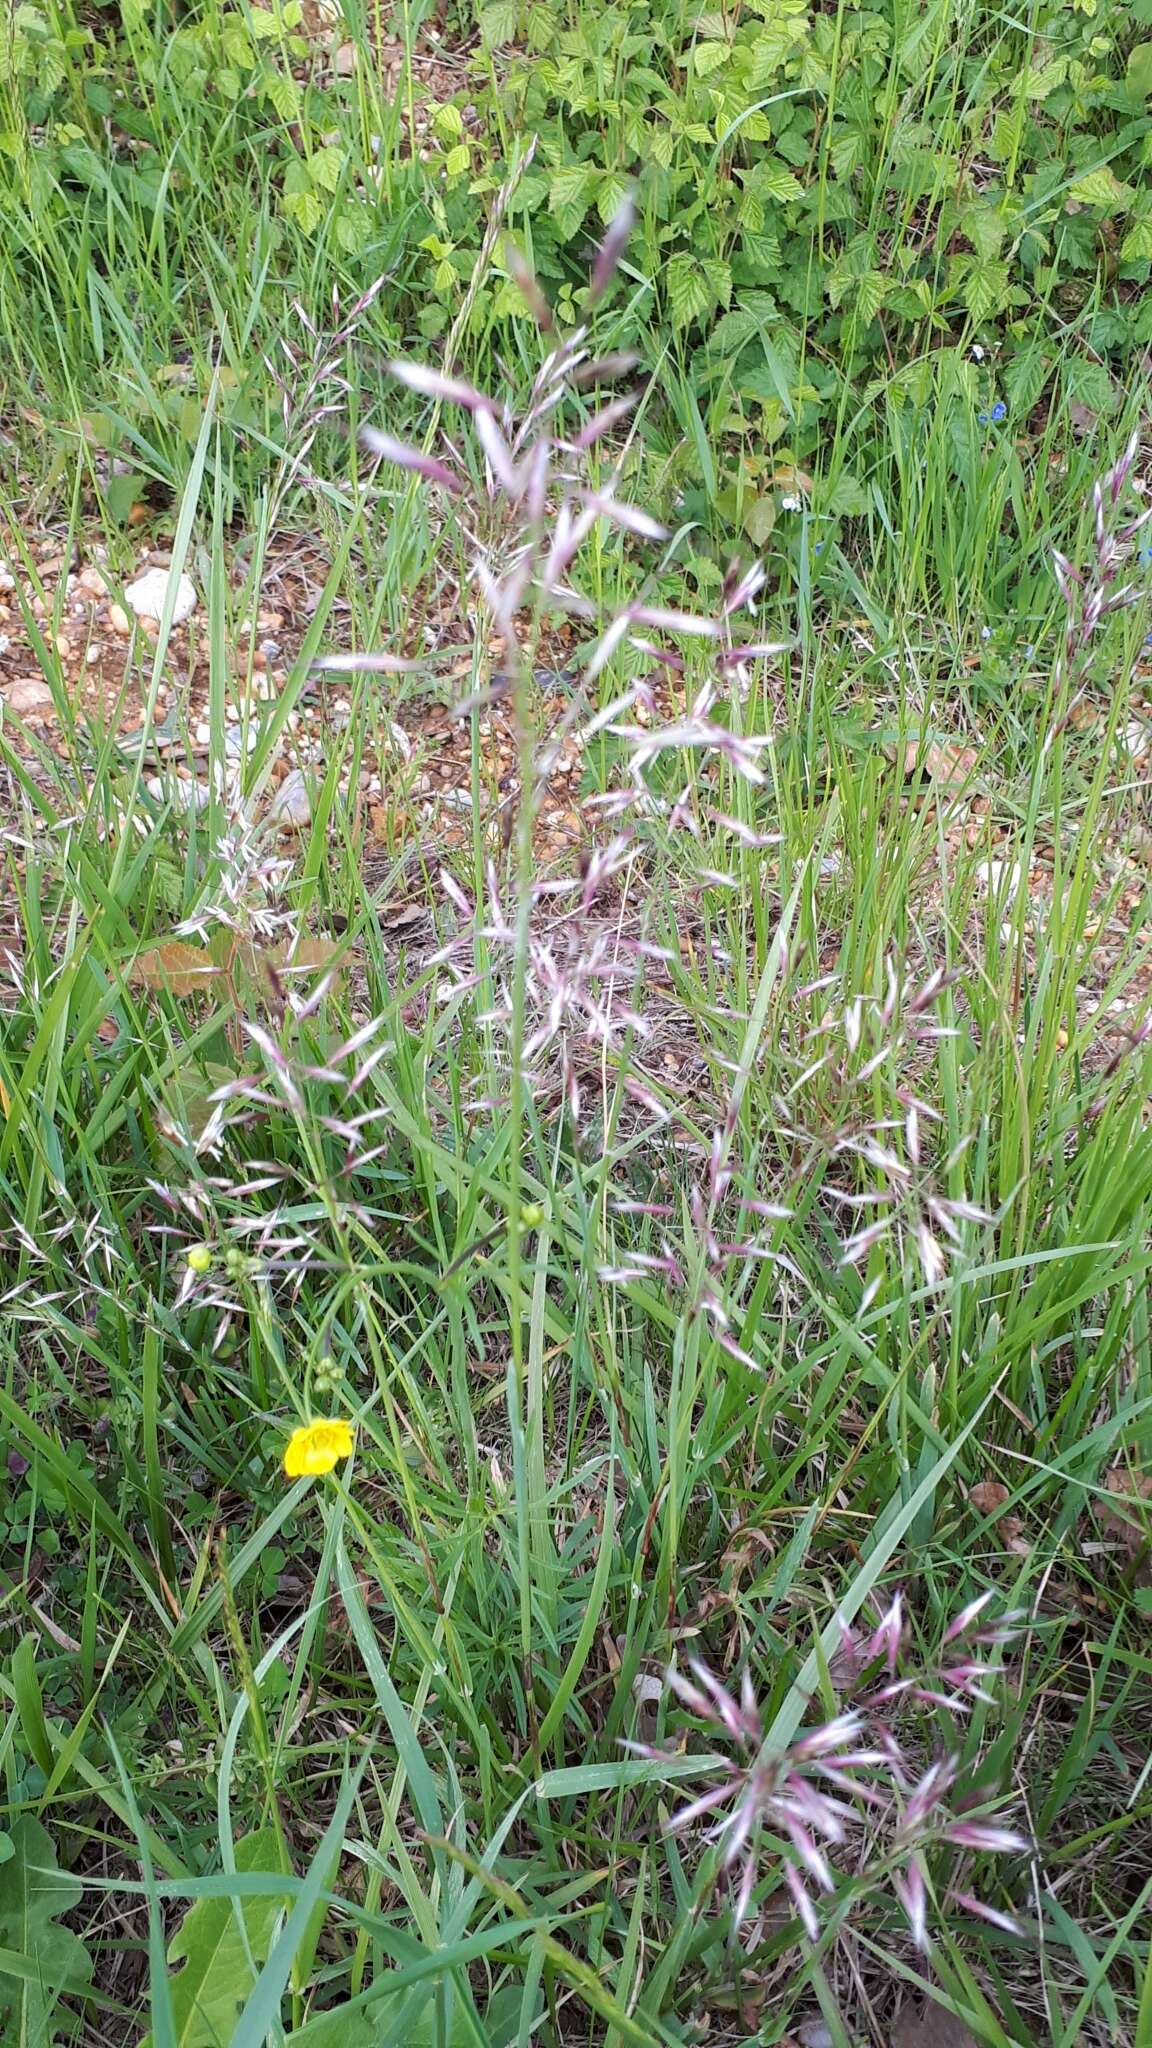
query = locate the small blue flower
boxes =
[976,411,989,426]
[1140,546,1152,565]
[990,401,1007,423]
[980,626,992,641]
[814,542,824,555]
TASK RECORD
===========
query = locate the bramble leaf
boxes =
[140,1831,290,2048]
[0,1815,92,2046]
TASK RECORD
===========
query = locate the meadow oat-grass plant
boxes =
[2,1,1152,2040]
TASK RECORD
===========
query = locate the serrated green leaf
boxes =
[1065,355,1119,415]
[828,471,868,516]
[960,256,1010,323]
[963,203,1007,261]
[309,143,344,192]
[738,180,765,233]
[478,0,518,45]
[1128,41,1152,96]
[708,306,759,354]
[220,20,254,65]
[692,39,730,75]
[0,1815,92,2047]
[885,281,933,319]
[336,206,369,251]
[1121,216,1152,260]
[248,6,280,36]
[262,66,300,121]
[596,172,628,224]
[851,269,887,324]
[743,494,776,545]
[1069,165,1133,211]
[432,100,464,140]
[548,164,593,239]
[706,255,732,310]
[284,187,323,232]
[759,161,804,203]
[830,128,864,178]
[1002,347,1050,412]
[1026,57,1066,98]
[139,1833,288,2048]
[666,252,728,328]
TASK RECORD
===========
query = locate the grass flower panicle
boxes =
[638,1592,1028,1950]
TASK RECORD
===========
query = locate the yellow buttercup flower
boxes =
[283,1417,353,1478]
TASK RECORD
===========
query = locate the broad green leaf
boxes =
[666,252,730,328]
[963,202,1006,261]
[758,161,803,202]
[1069,165,1133,211]
[478,0,518,44]
[310,143,345,192]
[285,186,323,232]
[1065,354,1119,415]
[960,256,1009,323]
[548,164,594,238]
[286,1997,477,2044]
[1002,346,1050,412]
[0,1816,92,2047]
[709,305,760,353]
[432,101,464,140]
[666,255,711,328]
[692,39,729,76]
[743,494,776,545]
[263,66,300,122]
[336,206,371,252]
[828,470,868,516]
[1026,57,1066,98]
[596,172,629,225]
[286,2008,380,2045]
[831,127,864,178]
[852,269,887,323]
[1128,41,1152,97]
[140,1832,289,2048]
[1121,217,1152,261]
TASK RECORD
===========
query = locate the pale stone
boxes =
[4,678,55,714]
[124,567,198,625]
[268,769,312,827]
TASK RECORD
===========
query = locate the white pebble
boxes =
[268,769,313,827]
[124,567,198,625]
[3,678,54,714]
[974,858,1022,901]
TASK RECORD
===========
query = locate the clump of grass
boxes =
[0,126,1151,2048]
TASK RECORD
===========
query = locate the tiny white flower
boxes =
[780,492,801,511]
[971,344,985,361]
